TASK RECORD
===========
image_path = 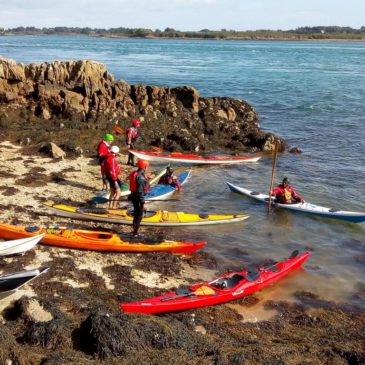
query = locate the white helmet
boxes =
[110,145,119,154]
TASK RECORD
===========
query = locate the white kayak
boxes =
[227,182,365,223]
[0,266,49,299]
[130,149,261,165]
[0,234,44,256]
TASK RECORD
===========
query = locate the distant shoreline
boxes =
[1,33,364,42]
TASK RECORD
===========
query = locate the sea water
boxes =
[1,36,364,311]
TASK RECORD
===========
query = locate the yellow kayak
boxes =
[44,202,249,227]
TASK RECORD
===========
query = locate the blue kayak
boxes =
[145,170,191,201]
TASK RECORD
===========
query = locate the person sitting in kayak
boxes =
[103,145,122,209]
[158,167,182,193]
[97,133,114,190]
[271,177,304,204]
[126,119,140,166]
[129,159,150,237]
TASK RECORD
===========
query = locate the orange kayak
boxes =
[0,223,206,255]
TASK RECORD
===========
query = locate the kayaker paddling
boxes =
[103,145,123,209]
[97,133,114,190]
[158,166,182,193]
[129,159,150,237]
[271,177,304,204]
[126,119,140,166]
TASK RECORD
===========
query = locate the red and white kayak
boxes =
[120,250,310,314]
[130,149,261,165]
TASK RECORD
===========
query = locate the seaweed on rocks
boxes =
[20,318,73,350]
[0,186,20,196]
[184,251,219,271]
[133,252,183,277]
[40,350,98,365]
[78,311,215,360]
[0,323,32,365]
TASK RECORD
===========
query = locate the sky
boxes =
[0,0,364,31]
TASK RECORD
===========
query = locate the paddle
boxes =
[267,141,279,214]
[160,285,216,302]
[113,125,124,136]
[89,196,180,204]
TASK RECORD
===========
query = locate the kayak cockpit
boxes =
[211,274,245,289]
[75,231,114,240]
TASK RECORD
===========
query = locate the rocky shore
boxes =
[1,57,364,364]
[0,141,364,364]
[0,56,286,155]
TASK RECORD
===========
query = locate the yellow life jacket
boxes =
[284,189,293,202]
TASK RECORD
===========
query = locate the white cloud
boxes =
[0,0,364,30]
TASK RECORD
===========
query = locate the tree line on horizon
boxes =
[1,26,365,39]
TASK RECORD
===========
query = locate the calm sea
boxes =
[1,36,364,314]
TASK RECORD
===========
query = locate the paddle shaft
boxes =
[267,141,279,213]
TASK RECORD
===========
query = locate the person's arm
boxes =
[290,187,303,203]
[173,176,182,192]
[136,174,146,203]
[271,186,280,197]
[126,129,132,147]
[110,159,120,189]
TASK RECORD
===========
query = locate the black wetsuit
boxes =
[129,170,148,236]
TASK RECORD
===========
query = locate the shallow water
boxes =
[1,36,364,311]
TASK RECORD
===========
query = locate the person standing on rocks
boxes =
[97,133,114,190]
[129,159,150,237]
[103,146,123,209]
[126,119,140,166]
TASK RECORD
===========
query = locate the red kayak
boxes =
[120,250,310,314]
[130,149,261,165]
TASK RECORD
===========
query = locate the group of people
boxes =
[97,118,304,236]
[96,119,182,237]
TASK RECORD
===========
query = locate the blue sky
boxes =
[0,0,364,31]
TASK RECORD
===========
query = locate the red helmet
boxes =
[137,159,149,169]
[132,119,140,127]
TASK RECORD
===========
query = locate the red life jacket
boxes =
[103,154,122,181]
[129,170,149,193]
[126,127,138,143]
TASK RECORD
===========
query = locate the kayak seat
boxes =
[25,226,40,233]
[199,214,209,219]
[329,208,341,213]
[251,191,260,196]
[212,274,244,289]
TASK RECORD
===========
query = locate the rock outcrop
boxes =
[0,56,286,154]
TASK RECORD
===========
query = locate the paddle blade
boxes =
[289,250,299,259]
[113,125,124,135]
[89,196,109,204]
